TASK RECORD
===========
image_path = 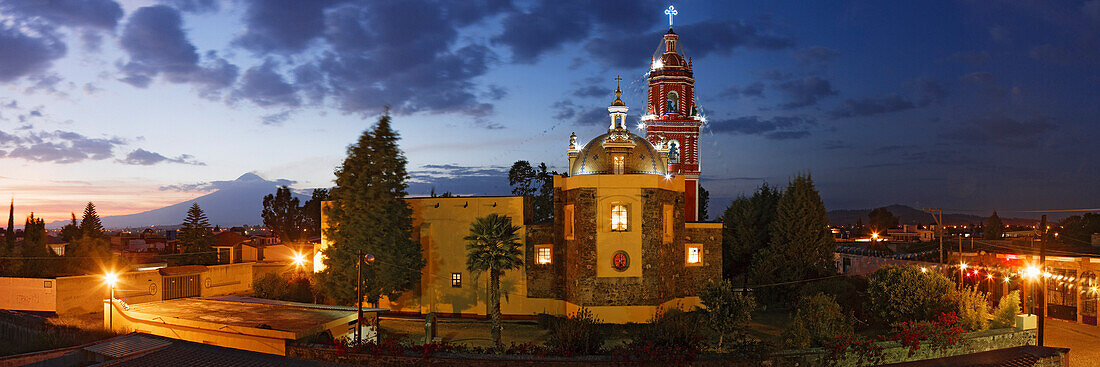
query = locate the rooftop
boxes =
[125,297,363,336]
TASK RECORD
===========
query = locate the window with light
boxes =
[686,246,701,265]
[611,204,628,231]
[564,205,575,240]
[536,246,552,265]
[451,272,462,287]
[613,156,625,175]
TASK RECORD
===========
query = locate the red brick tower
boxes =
[643,27,704,221]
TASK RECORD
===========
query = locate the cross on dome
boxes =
[664,5,677,26]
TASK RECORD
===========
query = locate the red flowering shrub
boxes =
[889,312,964,356]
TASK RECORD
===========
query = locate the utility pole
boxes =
[1038,215,1047,346]
[959,236,964,288]
[924,208,944,264]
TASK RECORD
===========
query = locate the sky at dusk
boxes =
[0,0,1098,223]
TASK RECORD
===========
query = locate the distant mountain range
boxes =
[827,204,1038,226]
[48,173,310,229]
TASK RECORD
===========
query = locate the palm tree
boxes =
[464,213,523,346]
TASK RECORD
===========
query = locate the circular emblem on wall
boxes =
[611,250,630,272]
[148,283,157,295]
[205,277,212,288]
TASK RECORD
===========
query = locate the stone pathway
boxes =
[1042,318,1100,367]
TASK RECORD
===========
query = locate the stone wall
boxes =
[562,187,597,305]
[771,328,1038,366]
[683,225,723,296]
[524,223,563,299]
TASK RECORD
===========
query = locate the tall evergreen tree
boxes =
[178,203,215,265]
[698,185,710,221]
[302,188,330,238]
[262,186,304,243]
[720,183,780,279]
[60,213,81,243]
[80,202,105,239]
[751,174,834,301]
[5,199,14,249]
[319,111,425,305]
[984,211,1004,239]
[464,214,523,346]
[21,213,55,277]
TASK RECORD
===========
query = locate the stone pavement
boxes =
[1043,318,1100,367]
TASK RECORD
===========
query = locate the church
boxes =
[319,24,722,324]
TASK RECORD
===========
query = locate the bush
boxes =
[782,293,852,348]
[545,308,605,355]
[867,265,955,324]
[615,307,705,363]
[991,290,1021,329]
[698,280,756,348]
[956,286,990,331]
[252,273,315,303]
[799,276,869,323]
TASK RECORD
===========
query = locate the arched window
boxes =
[667,139,680,164]
[666,91,679,114]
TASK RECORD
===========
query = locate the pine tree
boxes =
[262,186,304,243]
[179,203,215,265]
[60,213,81,243]
[319,110,425,305]
[5,199,14,249]
[984,211,1004,239]
[721,183,780,279]
[80,202,105,239]
[507,160,556,223]
[752,174,834,302]
[21,213,55,277]
[698,185,710,221]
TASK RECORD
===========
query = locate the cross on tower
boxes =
[614,75,622,89]
[664,5,677,26]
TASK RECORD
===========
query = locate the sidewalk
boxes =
[1042,318,1100,367]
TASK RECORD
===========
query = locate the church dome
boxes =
[570,131,667,176]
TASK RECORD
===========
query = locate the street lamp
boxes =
[355,252,375,345]
[1024,265,1040,315]
[104,271,118,329]
[292,251,307,278]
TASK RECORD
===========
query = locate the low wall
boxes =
[0,278,55,312]
[2,262,268,315]
[771,327,1036,366]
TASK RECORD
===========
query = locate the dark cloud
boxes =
[942,115,1057,148]
[775,76,837,109]
[261,111,293,125]
[0,25,66,82]
[573,85,608,98]
[709,115,815,139]
[0,0,123,30]
[830,94,915,118]
[720,82,765,99]
[586,19,794,68]
[161,0,219,13]
[231,60,300,107]
[0,130,123,163]
[233,0,334,54]
[793,46,839,65]
[494,1,592,63]
[119,6,238,94]
[407,164,511,196]
[905,78,948,106]
[118,148,205,166]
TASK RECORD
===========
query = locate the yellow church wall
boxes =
[595,190,642,278]
[368,196,564,318]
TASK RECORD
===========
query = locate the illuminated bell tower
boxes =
[643,21,704,221]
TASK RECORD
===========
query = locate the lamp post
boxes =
[355,252,375,345]
[104,272,118,330]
